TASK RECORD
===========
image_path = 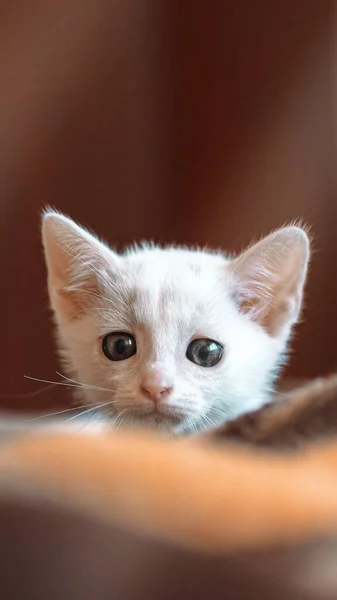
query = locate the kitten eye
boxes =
[186,338,223,367]
[102,332,137,361]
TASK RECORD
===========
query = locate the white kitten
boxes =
[42,211,309,434]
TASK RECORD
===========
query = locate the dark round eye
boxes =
[186,338,223,367]
[102,332,137,361]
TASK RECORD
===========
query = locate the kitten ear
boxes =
[229,226,310,339]
[42,210,118,321]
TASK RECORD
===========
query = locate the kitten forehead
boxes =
[121,247,231,313]
[123,245,228,272]
[100,246,232,334]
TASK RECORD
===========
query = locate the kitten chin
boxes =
[41,210,310,433]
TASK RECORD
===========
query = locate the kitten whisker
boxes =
[24,374,115,395]
[210,405,231,420]
[74,404,112,433]
[0,383,56,400]
[113,409,129,430]
[199,412,218,430]
[24,402,106,423]
[24,395,117,424]
[66,400,116,422]
[56,372,115,394]
[24,375,87,390]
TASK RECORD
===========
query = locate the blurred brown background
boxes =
[1,0,336,411]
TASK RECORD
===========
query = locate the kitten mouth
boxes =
[153,405,185,423]
[154,412,182,425]
[136,407,184,426]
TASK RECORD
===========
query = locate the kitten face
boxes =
[42,212,309,434]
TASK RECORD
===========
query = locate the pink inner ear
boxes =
[47,244,109,321]
[54,277,102,321]
[229,227,309,337]
[42,212,121,322]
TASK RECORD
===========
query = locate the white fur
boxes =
[42,212,309,434]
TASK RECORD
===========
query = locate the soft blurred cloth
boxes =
[1,498,336,600]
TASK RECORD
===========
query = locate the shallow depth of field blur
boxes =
[1,1,336,411]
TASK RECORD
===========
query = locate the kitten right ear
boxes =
[42,210,119,321]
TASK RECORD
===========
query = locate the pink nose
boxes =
[140,372,173,404]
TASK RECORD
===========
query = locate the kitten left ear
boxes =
[229,226,310,339]
[42,210,119,321]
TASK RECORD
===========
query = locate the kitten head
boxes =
[42,211,309,433]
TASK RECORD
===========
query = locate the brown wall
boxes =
[1,1,336,410]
